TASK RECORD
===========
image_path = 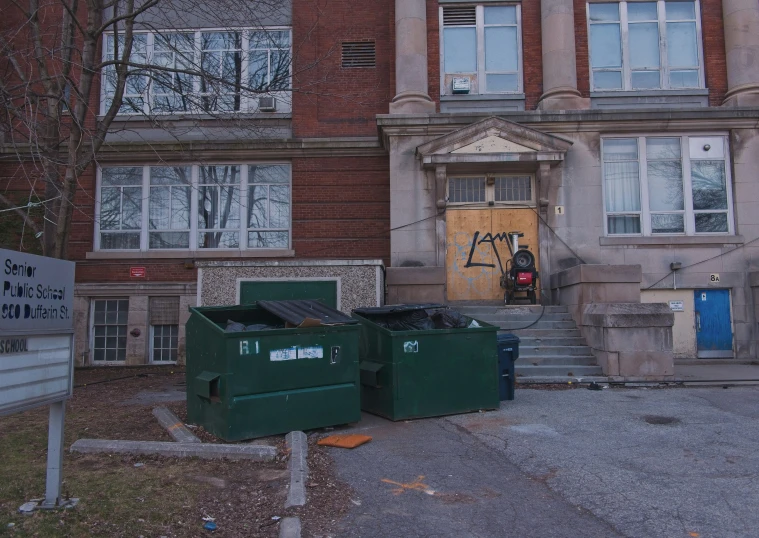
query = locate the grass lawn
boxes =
[0,367,351,537]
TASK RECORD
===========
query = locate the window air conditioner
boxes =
[258,97,277,112]
[452,77,471,94]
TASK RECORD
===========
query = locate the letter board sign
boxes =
[1,249,74,333]
[0,249,75,416]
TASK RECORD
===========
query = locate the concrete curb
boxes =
[284,431,308,508]
[152,406,201,444]
[70,439,276,461]
[278,517,302,538]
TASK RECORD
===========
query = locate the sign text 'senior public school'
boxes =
[0,250,75,333]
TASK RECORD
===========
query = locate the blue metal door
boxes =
[694,289,733,358]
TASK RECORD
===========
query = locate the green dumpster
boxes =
[185,300,361,441]
[352,304,500,421]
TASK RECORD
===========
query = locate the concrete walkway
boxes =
[329,385,759,538]
[674,360,759,384]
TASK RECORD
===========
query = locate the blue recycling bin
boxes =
[496,334,520,401]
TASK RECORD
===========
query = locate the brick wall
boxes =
[522,0,544,109]
[292,156,390,263]
[700,0,727,106]
[292,0,394,137]
[573,0,727,104]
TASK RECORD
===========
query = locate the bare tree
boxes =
[0,0,388,258]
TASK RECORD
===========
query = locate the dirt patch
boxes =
[0,366,353,538]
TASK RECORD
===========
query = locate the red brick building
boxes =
[2,0,759,373]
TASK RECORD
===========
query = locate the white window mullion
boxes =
[190,165,199,250]
[516,6,524,93]
[145,32,154,114]
[681,136,696,235]
[694,1,706,89]
[241,165,249,249]
[639,137,652,236]
[657,0,669,89]
[476,5,485,92]
[141,166,150,251]
[620,2,632,91]
[194,31,202,112]
[241,31,250,112]
[723,137,736,235]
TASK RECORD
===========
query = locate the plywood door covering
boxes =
[446,209,539,301]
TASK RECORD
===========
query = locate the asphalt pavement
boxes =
[327,386,759,538]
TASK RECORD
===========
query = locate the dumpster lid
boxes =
[256,300,358,327]
[353,303,445,316]
[497,333,521,344]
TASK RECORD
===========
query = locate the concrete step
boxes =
[471,313,576,322]
[493,321,578,330]
[520,345,594,357]
[515,365,605,377]
[517,355,598,366]
[456,305,569,316]
[517,336,589,347]
[502,329,583,338]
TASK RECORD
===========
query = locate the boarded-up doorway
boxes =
[446,208,539,301]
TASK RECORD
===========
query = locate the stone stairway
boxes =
[455,305,607,383]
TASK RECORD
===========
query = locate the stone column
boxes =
[722,0,759,106]
[389,0,436,114]
[537,0,589,110]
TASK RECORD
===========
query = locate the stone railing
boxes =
[551,264,674,379]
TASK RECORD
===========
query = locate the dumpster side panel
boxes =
[356,319,397,419]
[185,305,361,441]
[185,311,230,439]
[394,329,500,420]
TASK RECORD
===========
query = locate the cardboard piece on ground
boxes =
[317,434,372,449]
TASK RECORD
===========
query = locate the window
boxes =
[97,164,291,251]
[102,28,291,115]
[152,325,179,362]
[92,299,128,362]
[149,297,179,363]
[448,175,534,205]
[587,1,703,91]
[603,136,733,236]
[441,5,522,95]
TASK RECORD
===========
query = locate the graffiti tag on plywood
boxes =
[464,231,516,273]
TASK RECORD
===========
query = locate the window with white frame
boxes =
[603,136,733,236]
[587,1,704,91]
[448,175,534,205]
[91,299,129,362]
[102,28,291,115]
[97,164,291,251]
[441,4,523,95]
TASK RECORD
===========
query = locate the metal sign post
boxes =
[0,249,75,511]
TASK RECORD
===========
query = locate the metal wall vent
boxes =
[443,7,477,26]
[341,41,376,68]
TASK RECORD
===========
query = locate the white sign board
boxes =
[1,249,74,333]
[0,249,75,416]
[669,300,685,312]
[0,334,73,416]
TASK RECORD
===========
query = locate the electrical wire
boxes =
[645,235,759,290]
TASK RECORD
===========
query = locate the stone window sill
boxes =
[441,93,526,101]
[103,112,292,122]
[600,236,744,247]
[85,249,295,260]
[590,89,709,98]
